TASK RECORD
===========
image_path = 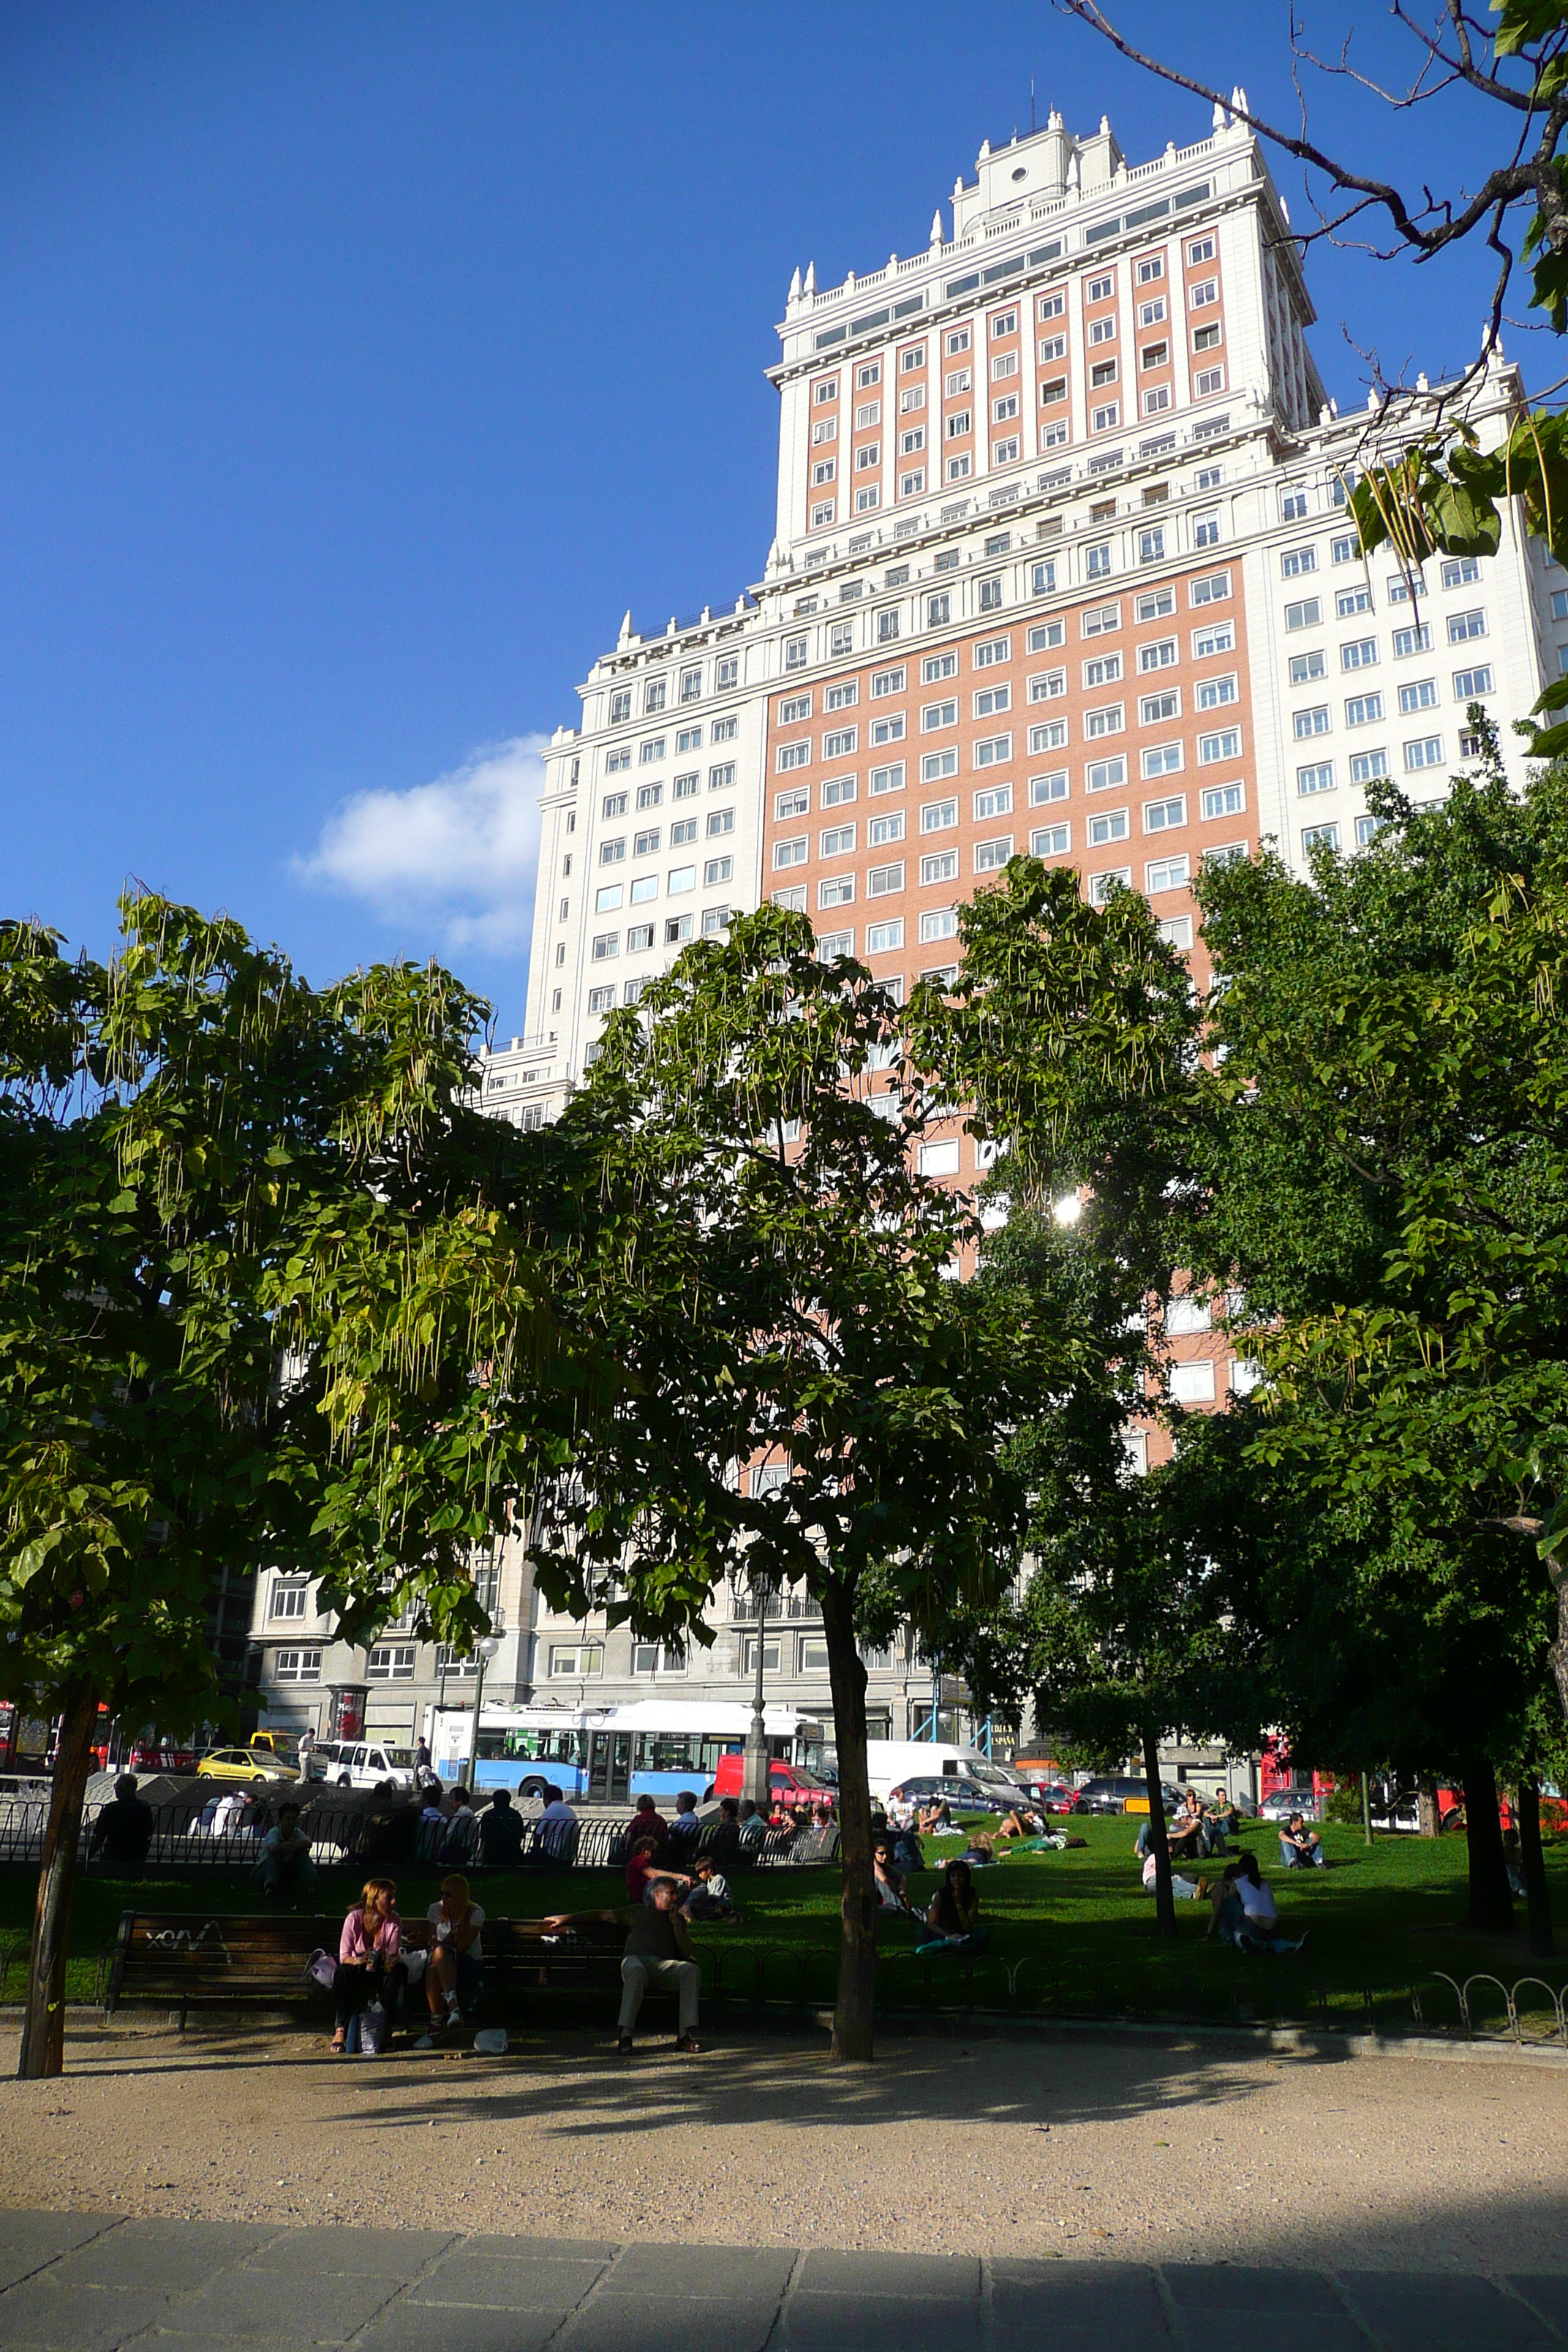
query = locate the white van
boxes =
[314,1739,419,1791]
[864,1741,1029,1805]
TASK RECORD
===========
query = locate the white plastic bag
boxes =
[402,1948,428,1986]
[360,2000,388,2054]
[472,2026,508,2056]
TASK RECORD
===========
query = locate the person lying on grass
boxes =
[1141,1848,1209,1901]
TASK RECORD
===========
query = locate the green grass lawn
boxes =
[4,1814,1564,2033]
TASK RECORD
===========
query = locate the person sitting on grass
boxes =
[625,1835,692,1906]
[1278,1813,1327,1870]
[916,1796,953,1835]
[889,1822,924,1876]
[1218,1850,1308,1954]
[331,1876,403,2054]
[918,1858,991,1955]
[418,1873,485,2043]
[995,1807,1043,1842]
[1205,1790,1240,1850]
[1168,1793,1210,1861]
[679,1852,738,1923]
[543,1878,701,2056]
[873,1837,918,1921]
[254,1802,314,1904]
[960,1831,999,1867]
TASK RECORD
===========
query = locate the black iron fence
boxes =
[0,1790,839,1878]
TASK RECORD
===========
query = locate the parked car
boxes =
[1012,1777,1085,1814]
[889,1774,1017,1816]
[1077,1775,1183,1816]
[865,1741,1030,1806]
[247,1729,299,1765]
[1259,1790,1322,1823]
[196,1746,287,1784]
[706,1754,829,1805]
[313,1739,420,1791]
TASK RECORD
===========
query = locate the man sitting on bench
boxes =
[543,1880,701,2057]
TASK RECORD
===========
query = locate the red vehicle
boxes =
[706,1752,828,1804]
[1022,1780,1085,1814]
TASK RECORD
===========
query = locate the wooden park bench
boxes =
[102,1908,692,2034]
[104,1910,333,2032]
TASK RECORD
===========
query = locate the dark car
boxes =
[1077,1775,1183,1816]
[889,1774,1015,1815]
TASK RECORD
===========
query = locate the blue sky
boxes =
[0,4,1542,1039]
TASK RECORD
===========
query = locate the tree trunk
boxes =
[1460,1756,1515,1937]
[1417,1774,1441,1839]
[820,1577,875,2062]
[1140,1722,1177,1940]
[1547,1553,1568,1727]
[18,1681,99,2081]
[1518,1774,1555,1959]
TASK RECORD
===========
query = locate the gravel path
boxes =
[3,2019,1565,2272]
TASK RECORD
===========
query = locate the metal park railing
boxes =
[0,1787,841,1880]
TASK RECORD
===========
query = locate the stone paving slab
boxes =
[0,2212,1565,2351]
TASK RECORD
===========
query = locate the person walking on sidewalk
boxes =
[543,1879,701,2056]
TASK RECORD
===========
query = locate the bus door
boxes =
[587,1730,633,1805]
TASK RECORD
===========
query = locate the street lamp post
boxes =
[464,1629,502,1788]
[741,1575,772,1810]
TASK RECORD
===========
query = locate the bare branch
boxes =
[1053,0,1568,264]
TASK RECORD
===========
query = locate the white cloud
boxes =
[293,734,549,954]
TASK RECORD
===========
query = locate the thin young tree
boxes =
[530,905,1064,2059]
[0,895,588,2076]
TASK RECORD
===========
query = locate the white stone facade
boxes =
[250,108,1568,1754]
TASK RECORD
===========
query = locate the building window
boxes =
[271,1649,321,1684]
[269,1579,308,1622]
[367,1646,417,1681]
[549,1645,604,1678]
[1169,1360,1216,1404]
[1302,822,1341,852]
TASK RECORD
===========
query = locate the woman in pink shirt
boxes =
[331,1876,402,2052]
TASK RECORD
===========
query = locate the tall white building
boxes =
[482,100,1560,1141]
[252,105,1564,1760]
